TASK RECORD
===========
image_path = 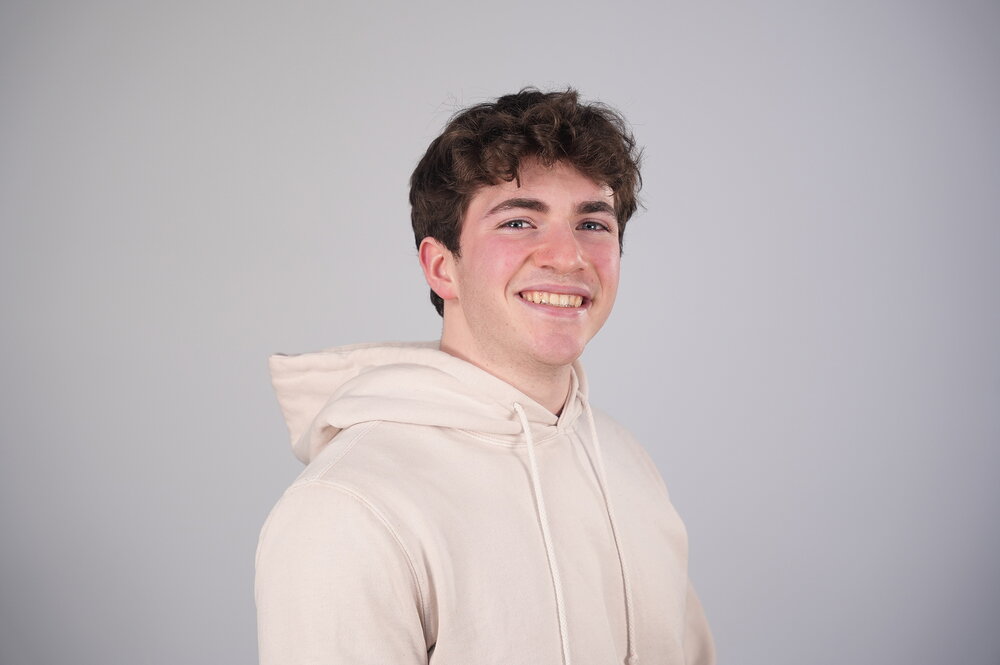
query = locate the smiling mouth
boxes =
[519,290,585,308]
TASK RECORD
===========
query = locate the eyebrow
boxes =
[485,198,549,217]
[576,201,616,217]
[484,198,616,218]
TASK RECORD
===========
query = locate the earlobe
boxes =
[418,237,459,301]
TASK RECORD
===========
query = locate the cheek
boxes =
[467,244,524,290]
[593,249,621,291]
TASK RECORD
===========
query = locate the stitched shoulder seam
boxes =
[291,479,430,637]
[308,420,381,478]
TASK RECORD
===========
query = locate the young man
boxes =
[256,89,715,665]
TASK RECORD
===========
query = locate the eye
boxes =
[578,220,612,232]
[500,218,533,230]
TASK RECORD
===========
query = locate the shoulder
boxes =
[587,404,636,442]
[257,420,422,575]
[255,475,431,622]
[294,419,460,505]
[255,478,434,661]
[583,404,673,502]
[259,418,457,569]
[256,478,413,573]
[586,405,651,466]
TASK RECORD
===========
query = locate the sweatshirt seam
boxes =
[455,427,562,448]
[307,420,380,479]
[294,479,430,640]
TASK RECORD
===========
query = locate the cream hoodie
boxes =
[256,342,715,665]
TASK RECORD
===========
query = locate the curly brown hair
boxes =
[410,87,643,316]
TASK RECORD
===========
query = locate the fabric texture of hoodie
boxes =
[255,342,715,665]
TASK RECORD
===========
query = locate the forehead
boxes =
[467,161,614,216]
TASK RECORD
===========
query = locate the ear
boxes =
[418,237,459,302]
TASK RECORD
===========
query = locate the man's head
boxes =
[410,88,642,316]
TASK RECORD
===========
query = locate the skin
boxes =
[419,160,621,414]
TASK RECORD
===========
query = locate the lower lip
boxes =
[517,295,588,317]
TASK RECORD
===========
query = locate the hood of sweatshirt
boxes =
[267,341,652,665]
[268,341,587,464]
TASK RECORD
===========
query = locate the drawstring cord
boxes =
[582,398,639,665]
[514,400,639,665]
[513,403,572,665]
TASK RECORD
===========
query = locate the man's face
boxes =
[439,160,621,379]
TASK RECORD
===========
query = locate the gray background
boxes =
[1,1,998,663]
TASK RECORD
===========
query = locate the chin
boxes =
[529,338,587,369]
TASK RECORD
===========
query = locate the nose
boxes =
[533,223,586,274]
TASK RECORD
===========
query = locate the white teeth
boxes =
[520,291,584,308]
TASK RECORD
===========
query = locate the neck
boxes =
[438,338,572,415]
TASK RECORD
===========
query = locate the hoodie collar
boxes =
[269,341,587,463]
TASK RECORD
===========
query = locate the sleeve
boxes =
[683,582,716,665]
[255,480,429,665]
